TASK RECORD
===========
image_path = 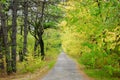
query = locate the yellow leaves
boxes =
[105,32,116,42]
[66,1,75,7]
[58,20,67,27]
[61,29,88,56]
[97,27,120,50]
[114,26,120,33]
[92,2,98,7]
[63,1,76,11]
[60,0,119,61]
[65,6,74,10]
[104,27,120,43]
[66,13,73,19]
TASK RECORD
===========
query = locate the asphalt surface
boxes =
[41,52,86,80]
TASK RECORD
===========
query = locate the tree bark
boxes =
[11,0,18,72]
[0,11,12,74]
[0,18,4,73]
[34,40,39,57]
[38,34,45,60]
[19,25,23,62]
[38,0,46,60]
[40,37,44,56]
[23,0,28,60]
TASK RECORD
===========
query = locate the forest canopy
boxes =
[60,0,120,77]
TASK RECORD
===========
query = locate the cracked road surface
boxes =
[41,52,86,80]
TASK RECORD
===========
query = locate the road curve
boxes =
[41,52,86,80]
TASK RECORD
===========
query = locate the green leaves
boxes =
[0,0,6,4]
[60,0,120,77]
[43,22,56,29]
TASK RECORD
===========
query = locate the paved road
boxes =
[41,52,86,80]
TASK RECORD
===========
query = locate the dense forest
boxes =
[0,0,62,75]
[0,0,120,80]
[60,0,120,79]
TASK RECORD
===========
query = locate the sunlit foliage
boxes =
[60,0,120,77]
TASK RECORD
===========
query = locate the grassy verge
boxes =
[78,59,120,80]
[84,68,120,80]
[0,49,60,80]
[67,54,120,80]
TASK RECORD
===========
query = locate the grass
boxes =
[84,69,120,80]
[0,49,60,80]
[47,60,56,69]
[67,54,120,80]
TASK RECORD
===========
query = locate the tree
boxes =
[28,0,62,59]
[28,0,47,59]
[60,0,120,77]
[0,2,12,74]
[11,0,18,72]
[22,0,29,61]
[0,12,4,74]
[0,0,62,75]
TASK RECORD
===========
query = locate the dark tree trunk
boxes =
[23,0,28,60]
[38,0,46,60]
[0,53,4,73]
[0,11,12,74]
[19,50,23,62]
[19,25,23,62]
[34,40,39,57]
[11,0,18,72]
[20,25,23,35]
[0,3,4,73]
[38,35,44,60]
[0,20,4,73]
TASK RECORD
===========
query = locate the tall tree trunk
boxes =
[23,0,28,60]
[0,11,12,74]
[0,2,4,74]
[0,19,4,73]
[11,0,18,72]
[38,0,46,60]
